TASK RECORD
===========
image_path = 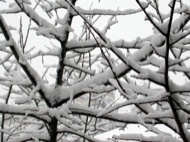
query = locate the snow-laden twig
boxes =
[0,14,51,107]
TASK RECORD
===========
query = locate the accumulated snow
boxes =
[171,14,190,34]
[113,133,182,142]
[151,34,165,47]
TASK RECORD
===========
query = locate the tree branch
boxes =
[0,14,51,107]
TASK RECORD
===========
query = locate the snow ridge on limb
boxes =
[0,102,50,122]
[112,133,182,142]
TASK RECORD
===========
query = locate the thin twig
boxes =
[136,0,166,36]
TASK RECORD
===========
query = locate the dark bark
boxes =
[164,1,188,142]
[49,117,58,142]
[56,0,77,86]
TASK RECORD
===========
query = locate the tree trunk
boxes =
[49,117,58,142]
